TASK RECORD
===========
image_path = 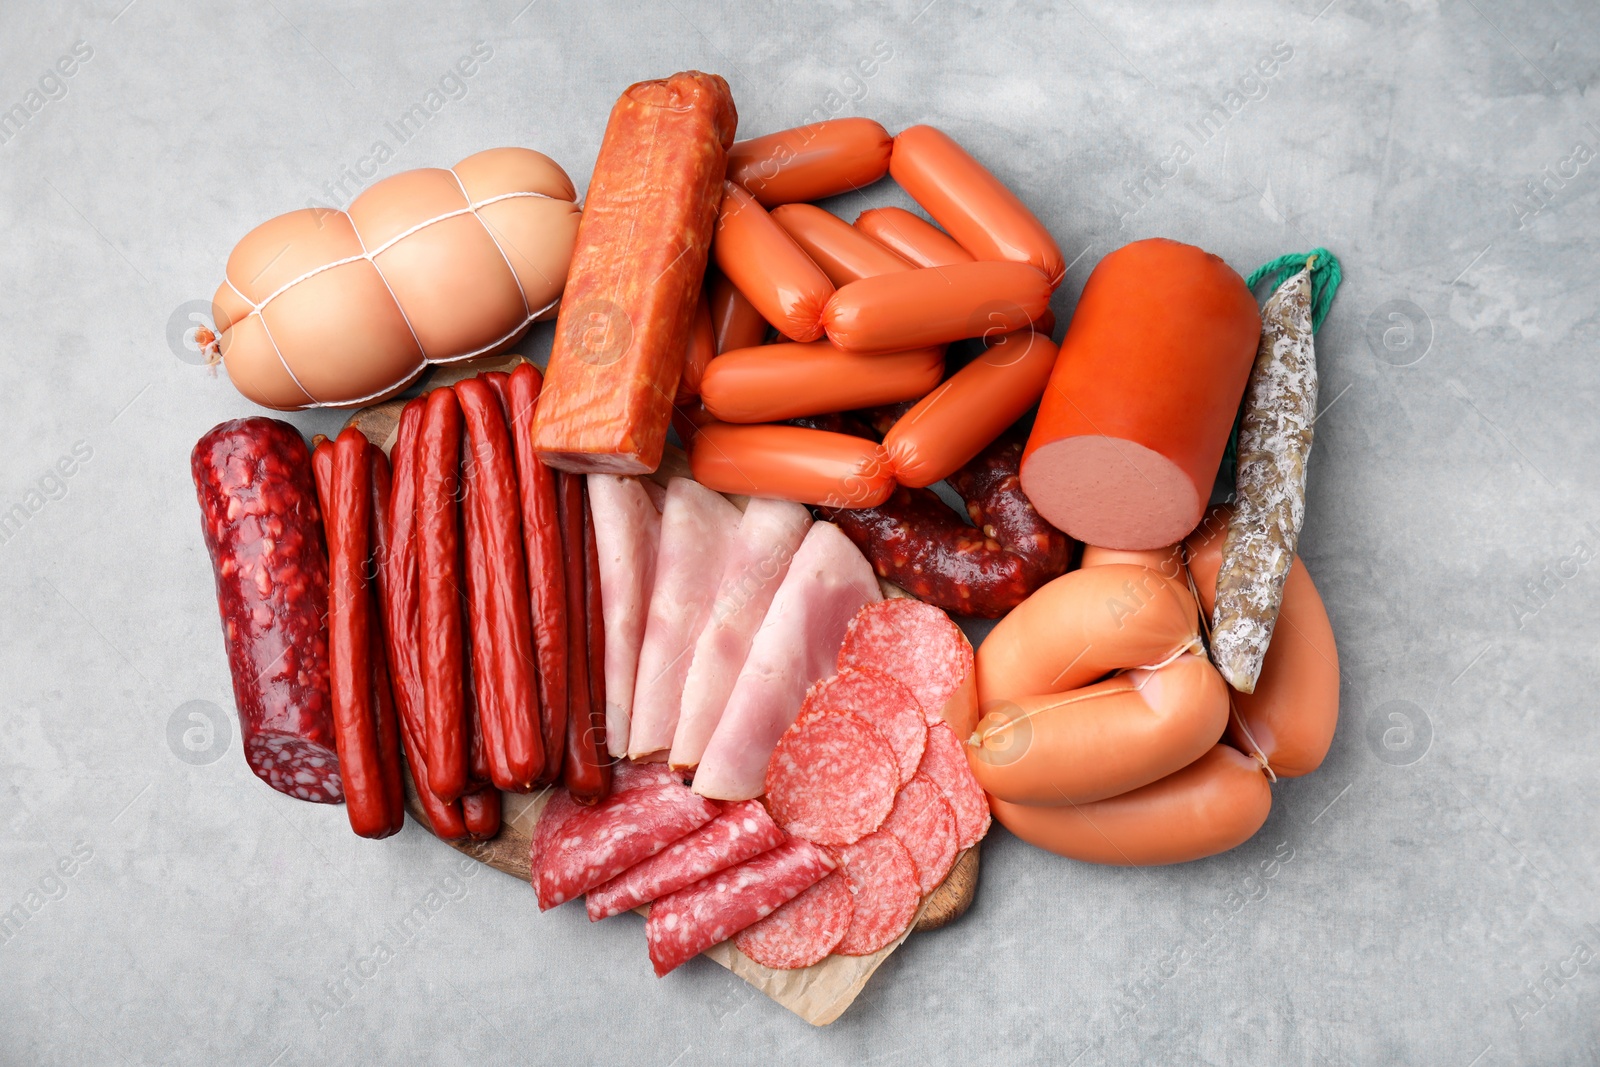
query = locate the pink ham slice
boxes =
[628,479,742,760]
[691,522,881,801]
[588,474,663,758]
[670,498,813,770]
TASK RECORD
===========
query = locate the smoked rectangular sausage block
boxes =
[532,71,737,474]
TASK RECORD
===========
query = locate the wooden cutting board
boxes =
[345,357,980,1024]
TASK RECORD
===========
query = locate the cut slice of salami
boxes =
[919,722,991,850]
[529,787,583,889]
[613,760,686,794]
[535,782,719,910]
[800,668,926,787]
[881,772,959,895]
[764,712,898,846]
[833,831,921,956]
[585,800,784,921]
[837,598,974,729]
[735,870,853,970]
[647,837,834,977]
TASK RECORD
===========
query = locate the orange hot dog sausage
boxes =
[854,206,975,268]
[700,341,944,424]
[970,652,1227,806]
[988,745,1272,865]
[879,327,1059,487]
[1020,239,1260,550]
[708,268,769,354]
[888,125,1066,288]
[770,204,913,286]
[713,182,835,342]
[726,118,893,206]
[1080,543,1190,602]
[1185,507,1340,778]
[688,423,895,508]
[821,261,1050,355]
[674,292,716,404]
[976,564,1200,707]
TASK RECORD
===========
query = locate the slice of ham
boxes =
[670,498,813,770]
[691,522,881,800]
[588,475,663,758]
[628,479,742,760]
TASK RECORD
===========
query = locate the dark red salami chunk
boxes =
[535,781,718,910]
[837,598,974,728]
[881,772,959,895]
[800,668,926,787]
[191,418,341,803]
[764,713,897,846]
[833,831,921,956]
[585,800,784,921]
[646,837,834,977]
[919,722,991,850]
[735,870,853,970]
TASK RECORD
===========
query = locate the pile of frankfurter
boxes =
[192,67,1342,981]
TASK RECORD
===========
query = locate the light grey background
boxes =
[1,0,1596,1063]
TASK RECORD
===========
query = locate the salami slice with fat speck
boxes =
[585,800,784,921]
[919,722,991,850]
[833,832,921,956]
[881,772,959,895]
[535,782,718,910]
[800,668,926,787]
[646,837,834,977]
[735,870,854,970]
[764,712,897,846]
[837,599,973,726]
[529,788,583,886]
[612,760,687,794]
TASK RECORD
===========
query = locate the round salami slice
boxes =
[735,870,854,970]
[919,722,991,850]
[832,832,921,956]
[880,772,959,895]
[800,668,926,787]
[763,713,898,846]
[837,599,974,728]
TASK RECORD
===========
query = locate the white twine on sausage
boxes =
[1184,551,1277,783]
[968,639,1206,748]
[222,181,566,407]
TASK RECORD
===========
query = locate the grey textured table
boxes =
[2,1,1597,1063]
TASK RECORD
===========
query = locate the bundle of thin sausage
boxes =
[531,597,988,975]
[191,361,611,839]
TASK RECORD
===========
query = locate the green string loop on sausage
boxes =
[1244,247,1342,332]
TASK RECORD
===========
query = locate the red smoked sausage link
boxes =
[888,125,1066,288]
[559,472,610,803]
[505,363,567,784]
[191,418,341,803]
[727,118,892,206]
[370,406,469,840]
[713,182,835,343]
[327,428,403,839]
[688,423,895,509]
[533,71,736,474]
[456,377,544,791]
[821,261,1050,355]
[416,386,469,801]
[854,207,975,269]
[1020,239,1260,549]
[700,341,944,424]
